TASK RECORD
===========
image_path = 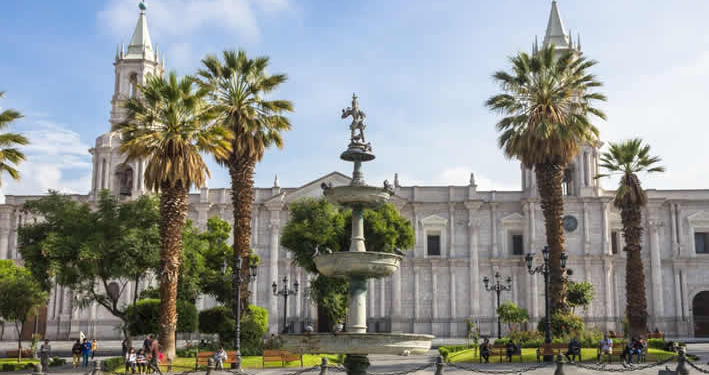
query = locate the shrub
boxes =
[537,313,584,337]
[103,357,124,371]
[49,357,66,367]
[197,305,269,355]
[438,344,476,360]
[126,299,198,335]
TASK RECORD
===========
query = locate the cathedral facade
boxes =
[2,2,709,340]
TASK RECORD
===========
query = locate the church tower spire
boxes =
[126,2,155,61]
[543,1,569,48]
[90,2,163,200]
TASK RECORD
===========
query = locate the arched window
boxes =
[129,73,138,98]
[119,167,134,196]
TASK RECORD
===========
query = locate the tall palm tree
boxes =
[196,50,293,318]
[598,138,664,339]
[114,72,231,359]
[0,91,29,186]
[486,45,606,313]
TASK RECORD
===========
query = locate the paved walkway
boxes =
[3,345,709,375]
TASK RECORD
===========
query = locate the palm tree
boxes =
[114,72,231,359]
[485,45,606,313]
[598,138,664,339]
[0,92,29,186]
[196,50,293,318]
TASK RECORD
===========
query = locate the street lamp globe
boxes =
[542,246,550,260]
[560,252,568,268]
[525,253,534,270]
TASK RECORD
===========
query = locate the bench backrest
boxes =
[263,350,285,362]
[197,352,214,359]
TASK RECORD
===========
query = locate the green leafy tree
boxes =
[486,45,607,313]
[280,198,414,327]
[17,191,160,340]
[497,301,530,331]
[196,50,294,320]
[567,281,594,314]
[598,138,665,339]
[115,72,232,359]
[0,91,29,186]
[125,299,198,336]
[0,260,47,362]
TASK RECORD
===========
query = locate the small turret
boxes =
[120,43,125,59]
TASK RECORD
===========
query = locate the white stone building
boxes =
[2,1,709,340]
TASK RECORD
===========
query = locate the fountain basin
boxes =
[281,333,434,356]
[314,252,402,279]
[324,185,390,208]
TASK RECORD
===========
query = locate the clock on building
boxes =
[563,215,578,232]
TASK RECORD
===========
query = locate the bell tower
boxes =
[89,2,164,199]
[523,1,599,197]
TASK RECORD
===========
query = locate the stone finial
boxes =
[273,174,280,188]
[469,172,476,187]
[394,173,400,188]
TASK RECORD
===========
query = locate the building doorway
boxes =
[693,291,709,337]
[317,305,332,333]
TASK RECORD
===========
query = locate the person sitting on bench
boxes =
[505,341,517,363]
[565,336,582,362]
[480,338,491,363]
[598,334,613,363]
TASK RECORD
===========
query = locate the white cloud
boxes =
[1,119,93,198]
[98,0,294,43]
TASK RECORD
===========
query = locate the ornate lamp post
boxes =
[272,277,299,333]
[525,246,568,362]
[483,272,512,339]
[233,257,257,370]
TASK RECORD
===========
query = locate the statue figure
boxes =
[394,173,400,188]
[341,93,367,145]
[383,179,393,193]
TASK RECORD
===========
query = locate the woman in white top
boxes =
[126,348,138,374]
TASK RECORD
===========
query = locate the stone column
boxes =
[583,201,591,254]
[676,204,684,256]
[90,150,98,194]
[448,204,455,258]
[379,278,386,317]
[673,264,683,331]
[392,268,402,316]
[583,258,593,317]
[252,206,259,249]
[431,263,438,330]
[490,203,498,257]
[267,207,281,333]
[413,205,421,258]
[670,203,679,255]
[603,257,614,329]
[413,266,420,323]
[465,202,481,316]
[449,262,456,336]
[602,201,611,255]
[0,206,12,259]
[648,220,664,319]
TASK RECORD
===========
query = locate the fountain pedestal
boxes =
[281,94,433,375]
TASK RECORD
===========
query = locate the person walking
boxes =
[91,339,98,359]
[72,339,83,368]
[149,337,160,373]
[39,340,51,373]
[122,339,129,358]
[81,338,91,367]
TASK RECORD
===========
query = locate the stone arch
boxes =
[115,163,134,196]
[129,72,138,98]
[692,290,709,337]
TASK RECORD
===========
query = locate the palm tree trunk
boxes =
[228,155,255,319]
[158,182,189,361]
[535,162,569,314]
[621,203,648,339]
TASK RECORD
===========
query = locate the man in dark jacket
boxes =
[71,340,83,368]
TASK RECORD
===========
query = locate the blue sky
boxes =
[2,0,709,196]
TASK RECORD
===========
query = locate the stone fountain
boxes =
[281,94,434,375]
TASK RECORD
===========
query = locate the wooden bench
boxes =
[536,343,567,362]
[263,350,303,368]
[648,332,664,340]
[597,342,627,362]
[195,351,239,369]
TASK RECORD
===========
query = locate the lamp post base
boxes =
[343,355,370,375]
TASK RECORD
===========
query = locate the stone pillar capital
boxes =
[464,201,482,212]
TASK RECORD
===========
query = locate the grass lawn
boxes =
[0,359,38,364]
[108,354,341,373]
[447,348,677,364]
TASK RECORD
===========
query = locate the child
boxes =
[126,348,137,374]
[136,349,147,374]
